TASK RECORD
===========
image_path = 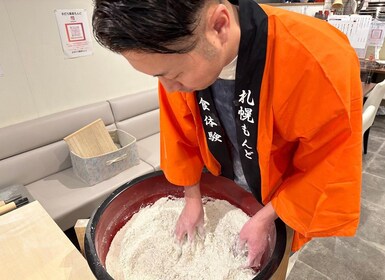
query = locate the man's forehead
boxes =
[121,50,152,61]
[121,50,176,76]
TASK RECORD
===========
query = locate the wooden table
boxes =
[0,201,95,280]
[361,66,385,75]
[362,82,376,97]
[360,61,385,83]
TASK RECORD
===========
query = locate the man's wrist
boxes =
[184,183,202,202]
[253,202,278,225]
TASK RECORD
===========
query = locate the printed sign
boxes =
[368,20,385,47]
[328,15,372,59]
[55,9,93,58]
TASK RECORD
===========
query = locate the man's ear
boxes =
[206,4,231,45]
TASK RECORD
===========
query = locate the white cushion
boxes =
[108,88,158,122]
[137,133,160,170]
[116,109,159,140]
[26,161,154,231]
[0,102,115,160]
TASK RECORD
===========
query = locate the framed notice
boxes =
[367,20,385,47]
[54,9,93,58]
[65,23,86,42]
[328,15,372,59]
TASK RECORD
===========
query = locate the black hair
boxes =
[92,0,208,54]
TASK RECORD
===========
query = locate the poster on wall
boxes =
[367,20,385,47]
[54,9,93,59]
[328,15,372,59]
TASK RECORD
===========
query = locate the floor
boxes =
[286,115,385,280]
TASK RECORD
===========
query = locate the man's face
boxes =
[122,40,224,92]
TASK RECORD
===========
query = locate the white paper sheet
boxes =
[54,9,93,59]
[328,15,372,58]
[367,20,385,47]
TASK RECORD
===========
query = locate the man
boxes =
[93,0,362,269]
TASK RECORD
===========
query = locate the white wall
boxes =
[0,1,324,129]
[0,0,157,128]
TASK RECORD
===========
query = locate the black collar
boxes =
[196,0,268,203]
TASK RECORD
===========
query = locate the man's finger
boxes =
[247,248,257,266]
[174,225,187,244]
[247,250,263,269]
[187,226,196,242]
[236,237,246,252]
[197,224,205,240]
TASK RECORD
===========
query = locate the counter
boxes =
[0,201,95,280]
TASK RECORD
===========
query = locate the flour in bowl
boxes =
[106,196,256,280]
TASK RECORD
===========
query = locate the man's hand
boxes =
[238,202,278,269]
[174,183,204,243]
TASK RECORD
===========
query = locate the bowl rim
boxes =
[85,170,287,280]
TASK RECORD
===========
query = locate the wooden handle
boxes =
[0,202,16,215]
[0,201,5,207]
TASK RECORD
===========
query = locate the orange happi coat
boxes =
[158,4,362,251]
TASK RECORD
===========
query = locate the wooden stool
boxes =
[271,225,294,280]
[74,219,89,256]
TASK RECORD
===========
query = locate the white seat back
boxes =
[362,79,385,134]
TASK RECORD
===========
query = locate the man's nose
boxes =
[159,77,183,92]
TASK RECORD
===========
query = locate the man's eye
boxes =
[170,73,181,80]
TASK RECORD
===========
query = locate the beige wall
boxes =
[0,1,341,128]
[0,0,157,128]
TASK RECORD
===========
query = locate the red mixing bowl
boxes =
[85,171,286,279]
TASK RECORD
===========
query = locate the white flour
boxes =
[106,196,256,280]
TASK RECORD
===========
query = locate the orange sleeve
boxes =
[254,12,363,250]
[269,58,362,247]
[158,82,204,186]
